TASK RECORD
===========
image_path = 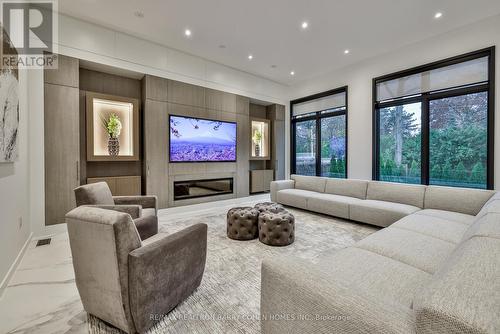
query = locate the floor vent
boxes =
[36,238,52,247]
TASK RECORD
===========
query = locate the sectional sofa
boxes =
[262,175,500,333]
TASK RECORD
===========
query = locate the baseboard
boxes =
[0,232,33,298]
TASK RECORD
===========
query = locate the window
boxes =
[292,87,347,178]
[373,47,494,189]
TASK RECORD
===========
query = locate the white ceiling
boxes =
[59,0,500,85]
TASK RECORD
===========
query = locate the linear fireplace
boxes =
[174,177,234,200]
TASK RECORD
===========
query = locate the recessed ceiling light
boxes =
[134,11,144,18]
[248,54,253,60]
[219,44,226,49]
[184,29,192,37]
[344,49,350,54]
[290,71,295,76]
[434,12,443,19]
[301,21,308,29]
[271,65,277,69]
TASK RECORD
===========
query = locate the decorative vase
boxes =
[108,137,120,156]
[255,143,260,157]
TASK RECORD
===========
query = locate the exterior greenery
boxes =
[379,92,488,189]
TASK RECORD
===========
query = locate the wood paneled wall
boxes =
[142,75,251,209]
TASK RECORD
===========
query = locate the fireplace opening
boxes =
[174,177,234,200]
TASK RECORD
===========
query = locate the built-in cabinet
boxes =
[250,170,274,193]
[87,176,141,196]
[44,56,80,225]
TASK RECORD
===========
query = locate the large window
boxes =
[373,47,494,189]
[292,87,347,178]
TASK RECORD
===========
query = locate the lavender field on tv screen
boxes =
[170,115,237,162]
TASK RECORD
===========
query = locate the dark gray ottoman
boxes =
[254,202,285,214]
[258,211,295,246]
[227,207,259,240]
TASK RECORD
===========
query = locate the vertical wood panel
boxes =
[44,83,80,225]
[144,99,169,208]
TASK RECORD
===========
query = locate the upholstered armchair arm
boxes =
[270,180,295,202]
[128,224,208,333]
[114,196,158,213]
[82,204,142,219]
[261,258,415,334]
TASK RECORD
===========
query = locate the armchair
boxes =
[66,206,207,333]
[74,182,158,240]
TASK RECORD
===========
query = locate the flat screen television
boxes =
[169,115,237,162]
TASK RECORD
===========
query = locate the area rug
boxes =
[89,206,378,334]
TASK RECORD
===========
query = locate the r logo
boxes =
[2,1,53,55]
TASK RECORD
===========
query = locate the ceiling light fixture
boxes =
[184,29,192,37]
[344,49,350,54]
[134,11,144,18]
[248,54,253,60]
[301,21,308,29]
[290,71,295,76]
[434,12,443,19]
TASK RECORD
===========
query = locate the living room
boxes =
[0,1,499,333]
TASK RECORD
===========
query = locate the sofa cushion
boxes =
[476,192,500,218]
[355,228,456,274]
[461,212,500,242]
[324,178,368,200]
[321,247,431,308]
[424,185,494,216]
[349,200,421,227]
[392,214,469,244]
[291,175,326,193]
[276,189,316,209]
[414,209,475,226]
[414,237,500,334]
[366,181,426,208]
[306,193,362,219]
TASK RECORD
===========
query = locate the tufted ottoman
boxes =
[226,207,259,240]
[254,202,286,214]
[258,211,295,246]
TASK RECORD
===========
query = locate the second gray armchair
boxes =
[74,182,158,240]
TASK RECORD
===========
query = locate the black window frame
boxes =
[372,47,495,189]
[291,86,348,178]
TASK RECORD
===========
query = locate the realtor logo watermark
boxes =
[1,0,58,68]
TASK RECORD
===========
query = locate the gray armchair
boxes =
[74,182,158,240]
[66,206,207,333]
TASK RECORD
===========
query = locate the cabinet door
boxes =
[263,170,274,192]
[250,170,264,193]
[44,84,80,225]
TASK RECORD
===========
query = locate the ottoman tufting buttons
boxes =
[258,211,295,246]
[226,207,259,240]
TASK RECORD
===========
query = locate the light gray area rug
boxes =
[89,206,378,334]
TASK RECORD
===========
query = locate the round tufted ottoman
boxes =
[254,202,285,214]
[258,211,295,246]
[226,207,259,240]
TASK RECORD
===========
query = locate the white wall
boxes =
[0,68,32,291]
[290,14,500,188]
[27,14,290,238]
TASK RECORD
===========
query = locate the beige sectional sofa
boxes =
[263,175,500,333]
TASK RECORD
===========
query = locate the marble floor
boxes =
[0,194,271,334]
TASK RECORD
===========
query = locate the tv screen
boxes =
[169,115,237,162]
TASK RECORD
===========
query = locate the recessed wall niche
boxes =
[86,92,140,161]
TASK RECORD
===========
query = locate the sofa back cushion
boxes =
[366,181,426,208]
[476,191,500,218]
[325,179,368,199]
[461,212,500,243]
[413,235,500,333]
[291,175,326,193]
[424,186,494,216]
